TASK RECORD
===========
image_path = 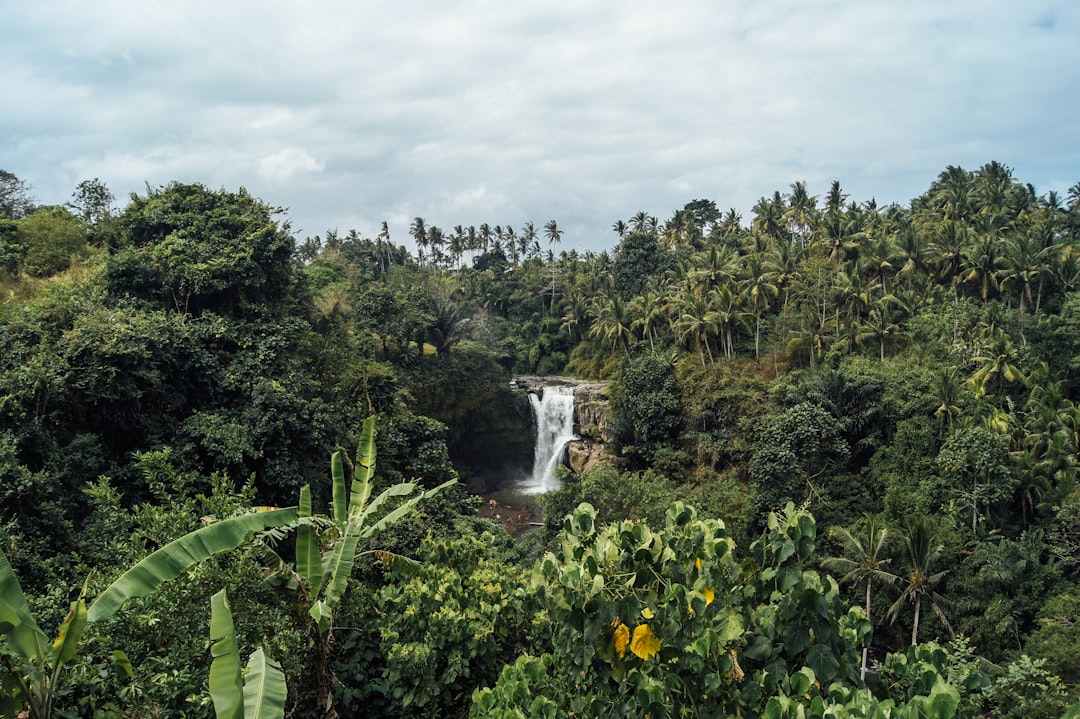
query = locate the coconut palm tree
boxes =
[822,514,898,680]
[409,217,428,266]
[588,292,634,358]
[674,290,717,366]
[887,518,952,646]
[970,326,1027,399]
[933,366,964,432]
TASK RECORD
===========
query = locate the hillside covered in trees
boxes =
[1,163,1080,718]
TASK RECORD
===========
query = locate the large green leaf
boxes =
[331,451,347,524]
[355,482,417,528]
[359,480,456,539]
[88,507,298,622]
[208,589,244,719]
[350,416,377,516]
[0,547,48,660]
[312,530,363,628]
[50,598,88,671]
[296,486,323,594]
[243,648,287,719]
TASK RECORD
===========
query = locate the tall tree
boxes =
[887,519,952,647]
[822,514,898,680]
[0,169,35,219]
[68,178,115,225]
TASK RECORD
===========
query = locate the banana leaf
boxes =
[50,598,88,671]
[0,547,48,660]
[243,648,287,719]
[296,486,323,593]
[331,451,347,525]
[88,507,298,622]
[209,589,244,719]
[350,416,377,516]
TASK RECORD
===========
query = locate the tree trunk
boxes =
[911,597,921,647]
[862,578,872,681]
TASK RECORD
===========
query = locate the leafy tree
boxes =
[613,231,670,300]
[15,206,88,277]
[106,183,297,318]
[0,170,34,220]
[67,178,115,226]
[354,533,530,717]
[748,402,849,511]
[610,351,686,470]
[474,503,875,718]
[937,426,1013,534]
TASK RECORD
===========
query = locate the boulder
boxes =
[567,439,605,474]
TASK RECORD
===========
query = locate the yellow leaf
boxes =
[695,557,702,571]
[630,624,660,661]
[614,623,629,658]
[704,587,715,606]
[641,607,654,619]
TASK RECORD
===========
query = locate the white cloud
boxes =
[1,0,1077,248]
[258,148,324,184]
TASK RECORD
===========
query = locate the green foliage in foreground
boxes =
[472,502,1069,719]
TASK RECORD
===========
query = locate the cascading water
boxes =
[522,384,578,494]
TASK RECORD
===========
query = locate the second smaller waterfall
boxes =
[525,384,578,494]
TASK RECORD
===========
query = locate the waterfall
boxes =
[523,384,578,494]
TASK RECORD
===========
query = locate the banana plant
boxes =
[1,506,298,719]
[270,416,454,718]
[295,416,454,633]
[0,549,95,719]
[87,506,299,622]
[208,589,286,719]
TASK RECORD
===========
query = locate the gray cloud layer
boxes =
[3,1,1078,250]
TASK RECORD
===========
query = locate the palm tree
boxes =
[588,293,634,358]
[887,518,952,647]
[786,180,818,246]
[544,219,563,307]
[933,367,964,431]
[409,217,428,266]
[674,290,717,366]
[930,165,975,222]
[612,219,628,240]
[822,515,898,680]
[752,191,787,241]
[630,210,653,234]
[970,326,1027,398]
[374,221,393,276]
[706,283,749,359]
[519,222,536,260]
[856,301,907,361]
[629,290,666,351]
[863,234,900,295]
[739,255,779,360]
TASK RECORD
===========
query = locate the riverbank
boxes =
[476,493,542,536]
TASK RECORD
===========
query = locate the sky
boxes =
[3,0,1078,253]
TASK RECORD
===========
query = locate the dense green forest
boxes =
[1,164,1080,718]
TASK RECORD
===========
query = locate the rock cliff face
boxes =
[511,376,611,475]
[568,382,610,474]
[572,382,610,442]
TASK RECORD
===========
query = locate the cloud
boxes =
[258,148,324,184]
[2,0,1078,249]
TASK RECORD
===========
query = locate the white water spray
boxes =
[523,384,578,494]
